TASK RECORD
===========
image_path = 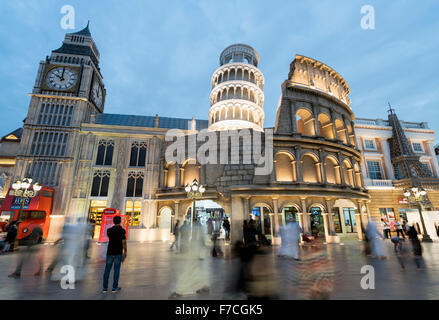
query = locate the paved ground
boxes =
[0,237,439,300]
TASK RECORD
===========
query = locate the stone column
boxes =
[291,160,297,181]
[356,199,364,240]
[272,197,280,240]
[291,101,298,133]
[231,196,245,243]
[322,212,330,242]
[325,198,336,235]
[300,198,310,234]
[312,104,321,136]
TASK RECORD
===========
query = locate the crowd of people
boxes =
[0,212,434,299]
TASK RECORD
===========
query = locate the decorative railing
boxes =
[355,118,428,129]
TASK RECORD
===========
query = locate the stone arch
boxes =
[181,158,200,186]
[275,151,296,182]
[318,112,334,140]
[324,155,341,184]
[342,158,354,187]
[250,202,273,236]
[158,206,174,230]
[301,152,321,183]
[165,161,177,187]
[346,123,356,146]
[296,108,315,136]
[335,118,348,144]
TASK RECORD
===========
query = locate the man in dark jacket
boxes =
[102,216,127,293]
[2,221,17,253]
[223,217,231,241]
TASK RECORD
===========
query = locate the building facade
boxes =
[2,25,439,242]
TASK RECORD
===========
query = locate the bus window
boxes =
[30,211,46,219]
[40,190,53,198]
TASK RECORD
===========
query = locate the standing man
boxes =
[381,218,391,239]
[223,216,231,242]
[394,220,405,239]
[103,216,127,293]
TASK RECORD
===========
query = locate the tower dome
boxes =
[208,44,265,131]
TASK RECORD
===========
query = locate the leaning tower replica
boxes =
[208,44,265,131]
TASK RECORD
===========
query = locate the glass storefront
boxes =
[310,207,324,236]
[88,199,107,238]
[282,205,299,225]
[251,206,272,236]
[343,208,357,233]
[125,199,141,227]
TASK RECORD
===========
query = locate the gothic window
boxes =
[126,171,144,197]
[31,131,68,156]
[129,141,147,167]
[95,140,114,166]
[27,161,62,186]
[394,164,404,180]
[38,103,73,127]
[367,161,383,180]
[91,170,110,197]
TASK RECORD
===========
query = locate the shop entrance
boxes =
[251,205,272,239]
[88,199,107,238]
[343,208,357,233]
[310,206,324,236]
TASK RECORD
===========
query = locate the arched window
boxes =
[318,113,334,140]
[302,154,320,183]
[342,160,354,186]
[182,160,199,186]
[96,140,114,166]
[296,108,315,136]
[129,141,147,167]
[166,162,177,187]
[335,119,348,144]
[126,171,144,197]
[325,156,341,184]
[91,170,110,197]
[275,152,295,182]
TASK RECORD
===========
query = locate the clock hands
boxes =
[61,67,66,81]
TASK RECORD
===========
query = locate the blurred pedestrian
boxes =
[223,217,231,241]
[391,236,406,270]
[170,219,180,252]
[84,218,96,259]
[179,220,190,254]
[394,220,405,239]
[8,224,42,278]
[102,215,127,293]
[366,220,387,259]
[381,218,391,239]
[2,221,17,253]
[407,226,423,270]
[278,216,302,260]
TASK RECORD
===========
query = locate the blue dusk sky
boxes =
[0,0,438,142]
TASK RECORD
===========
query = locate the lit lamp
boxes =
[10,178,42,249]
[185,178,205,239]
[403,186,432,242]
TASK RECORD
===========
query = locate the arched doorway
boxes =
[309,205,325,237]
[159,207,173,230]
[281,205,299,225]
[251,204,273,238]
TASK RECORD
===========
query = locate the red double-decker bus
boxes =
[0,186,54,244]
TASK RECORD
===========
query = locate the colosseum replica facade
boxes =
[6,26,372,243]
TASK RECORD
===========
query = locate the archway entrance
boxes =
[251,204,273,239]
[281,205,299,225]
[310,206,325,237]
[185,199,226,237]
[159,207,173,230]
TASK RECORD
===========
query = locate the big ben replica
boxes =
[13,22,106,217]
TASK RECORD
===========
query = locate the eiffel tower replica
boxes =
[387,104,439,200]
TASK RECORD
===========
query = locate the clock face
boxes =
[46,67,78,90]
[91,80,103,108]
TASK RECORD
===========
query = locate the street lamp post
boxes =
[11,178,42,250]
[185,179,205,240]
[404,186,433,242]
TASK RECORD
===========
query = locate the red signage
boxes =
[398,197,408,204]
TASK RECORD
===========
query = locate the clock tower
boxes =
[13,22,106,216]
